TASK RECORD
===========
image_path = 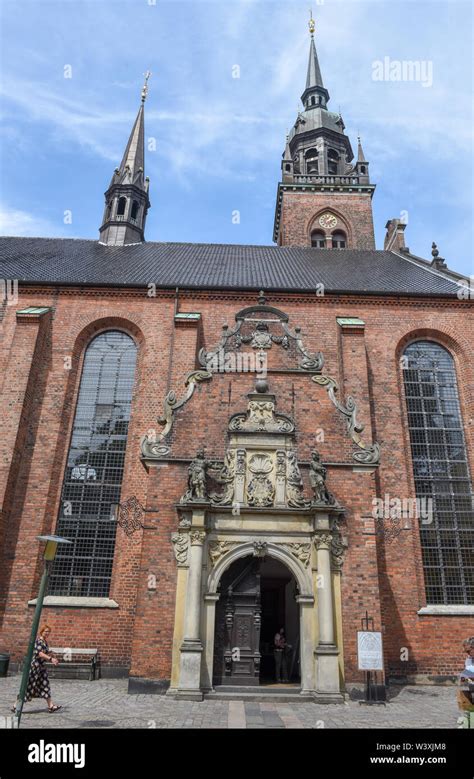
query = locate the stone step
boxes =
[205,685,314,703]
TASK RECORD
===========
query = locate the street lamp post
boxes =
[14,534,71,726]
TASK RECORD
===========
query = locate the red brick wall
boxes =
[278,191,376,249]
[0,285,472,684]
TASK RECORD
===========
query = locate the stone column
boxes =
[177,529,206,699]
[314,521,343,701]
[316,532,336,645]
[297,595,315,694]
[202,593,219,691]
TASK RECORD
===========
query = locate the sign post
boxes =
[357,611,386,705]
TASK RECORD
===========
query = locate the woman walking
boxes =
[12,624,62,713]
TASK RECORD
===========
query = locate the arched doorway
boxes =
[212,555,300,688]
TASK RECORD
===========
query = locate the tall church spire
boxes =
[300,13,329,110]
[274,16,376,248]
[99,72,151,246]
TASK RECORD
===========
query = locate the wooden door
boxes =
[213,559,262,686]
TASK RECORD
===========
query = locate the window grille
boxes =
[49,331,137,597]
[403,342,473,604]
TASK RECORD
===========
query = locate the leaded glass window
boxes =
[403,341,473,604]
[49,331,137,597]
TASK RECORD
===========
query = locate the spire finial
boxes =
[141,70,152,103]
[431,241,439,258]
[308,9,315,37]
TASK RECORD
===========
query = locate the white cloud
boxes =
[0,205,66,237]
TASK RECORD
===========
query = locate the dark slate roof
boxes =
[0,236,464,297]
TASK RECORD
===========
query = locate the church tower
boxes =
[273,17,376,249]
[99,73,151,246]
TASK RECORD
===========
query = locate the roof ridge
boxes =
[0,235,98,243]
[390,249,469,284]
[0,235,395,252]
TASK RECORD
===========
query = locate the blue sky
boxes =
[0,0,472,276]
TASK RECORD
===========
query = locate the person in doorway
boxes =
[12,624,62,713]
[274,627,291,683]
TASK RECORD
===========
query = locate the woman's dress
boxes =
[25,636,51,701]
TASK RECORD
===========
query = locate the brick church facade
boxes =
[0,23,472,699]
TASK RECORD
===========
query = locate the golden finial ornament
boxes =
[141,70,152,103]
[308,10,315,36]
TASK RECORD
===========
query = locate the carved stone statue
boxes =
[309,450,336,506]
[210,449,236,506]
[180,449,209,503]
[286,451,310,508]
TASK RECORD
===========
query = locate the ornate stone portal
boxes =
[170,379,347,701]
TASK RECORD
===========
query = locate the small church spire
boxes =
[99,74,152,246]
[357,134,367,163]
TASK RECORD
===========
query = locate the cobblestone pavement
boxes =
[0,676,462,729]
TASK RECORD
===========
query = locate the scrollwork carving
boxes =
[312,374,381,465]
[330,534,348,571]
[281,323,324,372]
[247,454,275,507]
[287,542,312,568]
[198,320,243,369]
[141,369,212,459]
[352,443,381,465]
[171,531,189,565]
[229,399,294,433]
[208,540,237,567]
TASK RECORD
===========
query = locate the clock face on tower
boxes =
[318,213,338,229]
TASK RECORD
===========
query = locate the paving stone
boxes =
[0,676,460,730]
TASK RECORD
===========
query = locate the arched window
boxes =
[285,163,291,172]
[402,342,473,604]
[332,231,346,249]
[117,197,127,217]
[327,149,339,175]
[360,165,366,174]
[49,331,138,598]
[311,230,326,248]
[130,200,139,221]
[305,148,319,174]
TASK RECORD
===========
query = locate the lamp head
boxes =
[37,534,72,561]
